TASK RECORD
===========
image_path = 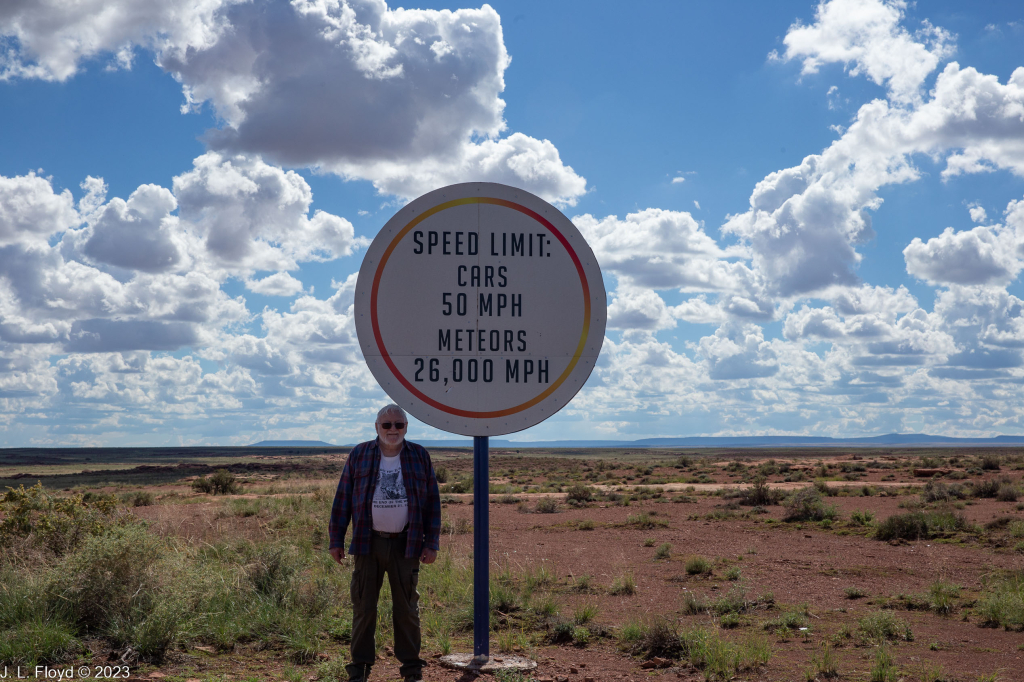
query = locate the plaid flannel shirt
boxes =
[328,438,441,558]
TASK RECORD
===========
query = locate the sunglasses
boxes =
[379,422,406,430]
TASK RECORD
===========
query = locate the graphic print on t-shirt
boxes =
[372,455,409,532]
[376,469,404,501]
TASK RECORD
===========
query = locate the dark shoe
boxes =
[403,677,422,682]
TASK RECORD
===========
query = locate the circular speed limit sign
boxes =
[354,182,606,436]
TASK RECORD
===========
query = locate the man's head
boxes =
[375,403,408,451]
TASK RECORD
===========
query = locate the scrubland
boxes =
[1,447,1023,681]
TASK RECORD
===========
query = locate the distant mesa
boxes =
[251,440,337,447]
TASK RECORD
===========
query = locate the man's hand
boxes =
[329,546,345,564]
[420,547,437,564]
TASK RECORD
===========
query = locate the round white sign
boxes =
[354,182,606,436]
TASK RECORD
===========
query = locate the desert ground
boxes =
[1,446,1022,682]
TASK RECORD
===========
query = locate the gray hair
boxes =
[376,403,408,423]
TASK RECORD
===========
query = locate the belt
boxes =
[372,528,408,538]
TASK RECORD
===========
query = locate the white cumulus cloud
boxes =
[779,0,955,104]
[246,272,306,297]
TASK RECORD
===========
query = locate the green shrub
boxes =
[809,641,839,680]
[121,491,155,507]
[874,511,970,541]
[617,619,644,647]
[0,619,81,666]
[51,523,164,631]
[679,626,771,679]
[928,580,960,615]
[609,571,637,596]
[980,455,1001,471]
[762,610,807,634]
[844,587,866,599]
[921,480,967,503]
[210,469,241,495]
[434,465,449,484]
[685,556,713,576]
[870,646,898,682]
[248,546,296,601]
[858,611,913,643]
[0,483,126,557]
[534,498,558,513]
[784,488,838,522]
[192,476,214,494]
[710,586,750,615]
[565,484,595,503]
[740,476,785,506]
[971,478,1001,498]
[850,510,875,526]
[654,543,672,560]
[548,619,574,644]
[625,512,668,529]
[975,571,1024,631]
[571,625,590,647]
[572,603,598,625]
[682,592,707,615]
[997,484,1020,502]
[625,618,681,659]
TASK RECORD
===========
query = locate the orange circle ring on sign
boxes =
[370,196,593,419]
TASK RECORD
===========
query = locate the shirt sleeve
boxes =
[423,453,442,551]
[328,451,355,550]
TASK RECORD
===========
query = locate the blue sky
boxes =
[2,0,1024,445]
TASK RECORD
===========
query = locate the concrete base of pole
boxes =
[438,653,537,674]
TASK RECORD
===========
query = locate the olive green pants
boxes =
[347,534,423,681]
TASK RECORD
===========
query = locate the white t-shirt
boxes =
[372,453,409,532]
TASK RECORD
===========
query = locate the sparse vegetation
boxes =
[3,447,1020,680]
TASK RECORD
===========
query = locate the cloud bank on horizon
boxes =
[1,0,1024,445]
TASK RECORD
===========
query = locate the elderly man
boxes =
[329,404,441,682]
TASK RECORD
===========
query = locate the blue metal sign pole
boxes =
[472,435,489,664]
